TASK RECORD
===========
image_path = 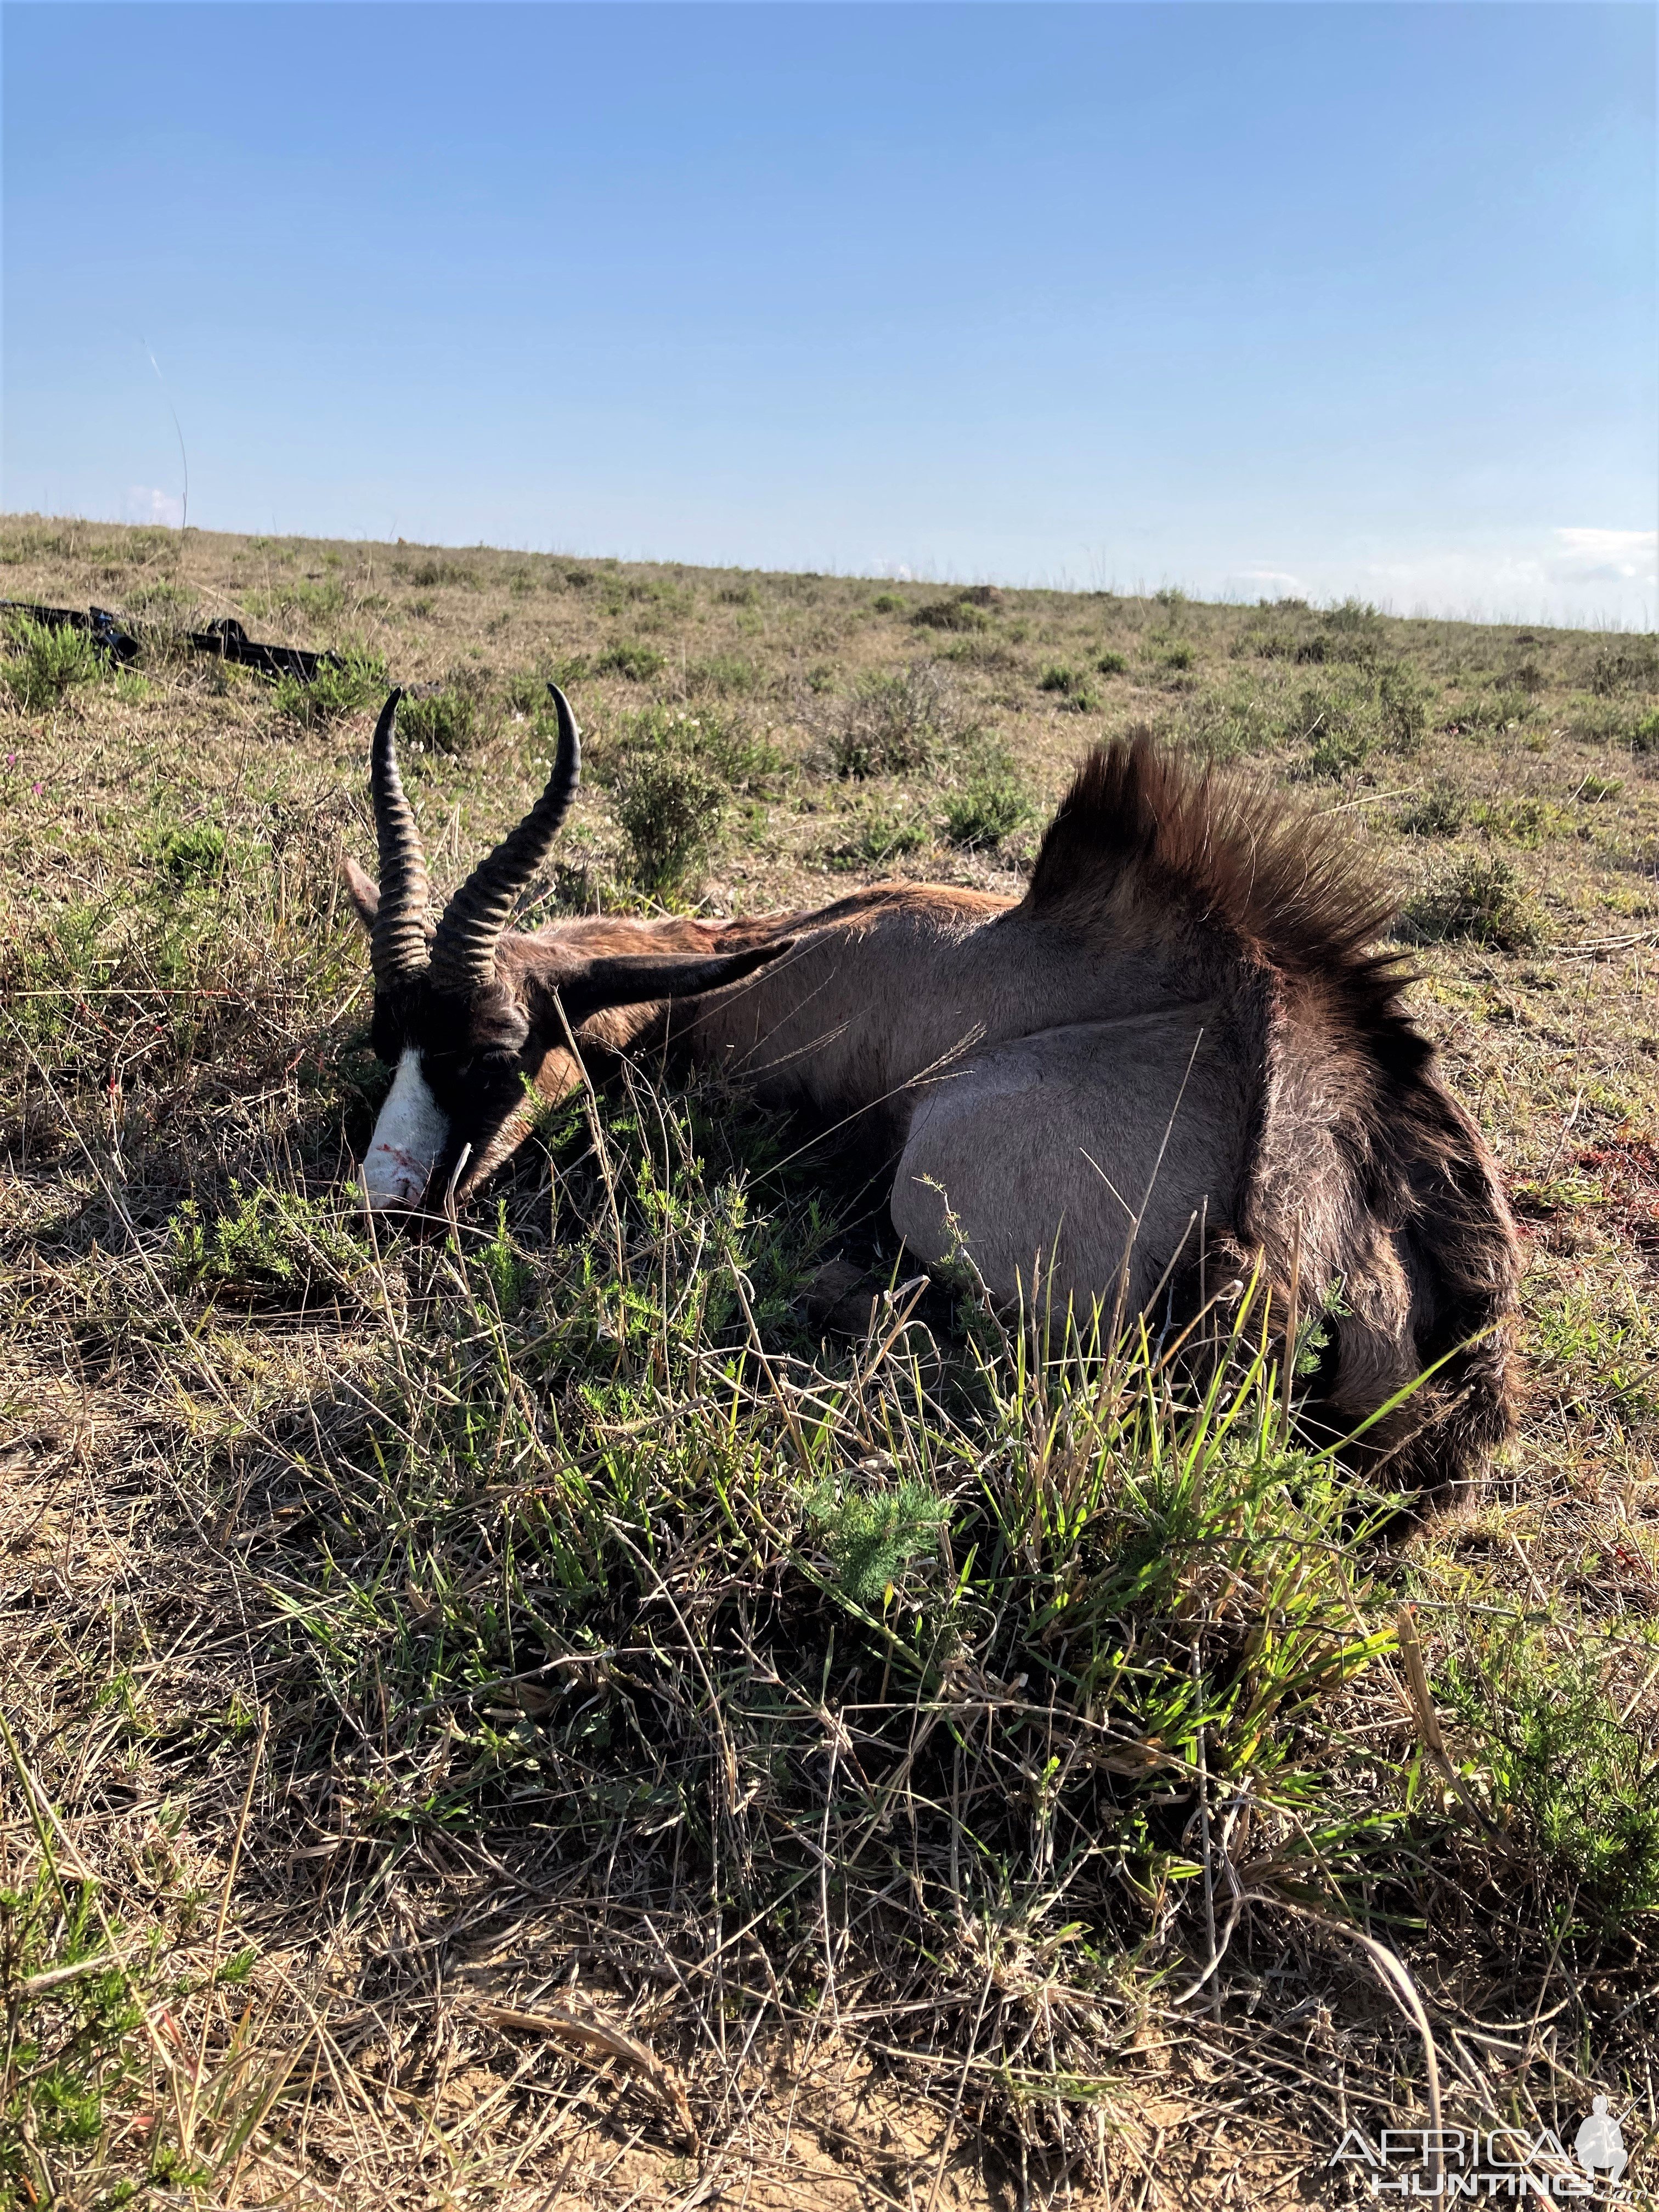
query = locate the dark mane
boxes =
[1023,730,1412,1028]
[1025,732,1520,1499]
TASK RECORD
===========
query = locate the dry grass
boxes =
[3,520,1658,2208]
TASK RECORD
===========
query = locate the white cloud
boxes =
[1336,529,1655,627]
[1222,566,1310,602]
[123,485,184,528]
[1549,527,1657,588]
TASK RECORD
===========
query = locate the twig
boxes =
[476,2002,699,2149]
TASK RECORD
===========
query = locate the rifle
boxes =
[1,602,344,684]
[0,601,141,665]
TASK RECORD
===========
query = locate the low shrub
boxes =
[1588,640,1659,697]
[1396,782,1466,837]
[687,653,759,697]
[943,768,1031,848]
[613,752,726,892]
[1406,853,1543,950]
[405,558,476,589]
[826,810,928,870]
[614,702,781,792]
[398,666,495,753]
[272,646,386,730]
[1037,665,1097,712]
[142,822,229,890]
[1441,1630,1659,1927]
[168,1186,369,1305]
[1,612,106,712]
[911,596,989,633]
[595,641,667,683]
[1180,689,1273,763]
[1376,665,1428,750]
[828,663,969,778]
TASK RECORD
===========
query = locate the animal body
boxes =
[345,686,1520,1499]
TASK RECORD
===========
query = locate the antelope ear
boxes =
[343,855,380,932]
[578,938,798,1011]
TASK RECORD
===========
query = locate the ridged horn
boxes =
[429,683,581,994]
[368,689,431,986]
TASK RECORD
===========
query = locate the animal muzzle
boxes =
[361,1049,451,1209]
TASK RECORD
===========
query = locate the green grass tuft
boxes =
[911,596,989,633]
[1441,1630,1659,1926]
[168,1184,371,1303]
[1406,852,1543,950]
[2,612,107,710]
[943,763,1032,848]
[271,645,386,729]
[613,752,727,892]
[828,663,970,777]
[594,640,667,682]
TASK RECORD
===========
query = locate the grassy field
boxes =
[2,516,1657,2209]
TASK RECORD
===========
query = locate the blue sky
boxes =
[3,3,1654,621]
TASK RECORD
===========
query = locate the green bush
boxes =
[826,810,928,870]
[1181,689,1273,763]
[911,596,989,633]
[1406,853,1543,950]
[1588,640,1659,697]
[943,766,1031,848]
[405,557,476,589]
[1037,665,1098,712]
[614,753,727,892]
[1290,667,1424,778]
[1,613,106,712]
[1095,650,1128,675]
[142,822,229,890]
[399,672,495,754]
[807,1477,949,1607]
[1632,709,1659,756]
[272,647,385,730]
[1377,665,1428,750]
[1441,1631,1659,1926]
[829,664,968,777]
[1302,707,1373,781]
[1396,782,1466,837]
[615,702,781,792]
[168,1187,369,1304]
[686,653,759,697]
[595,641,667,682]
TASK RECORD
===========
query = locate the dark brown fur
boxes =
[1022,736,1521,1497]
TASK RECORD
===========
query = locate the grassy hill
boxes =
[2,516,1657,2207]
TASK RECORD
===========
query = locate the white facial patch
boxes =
[362,1049,450,1209]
